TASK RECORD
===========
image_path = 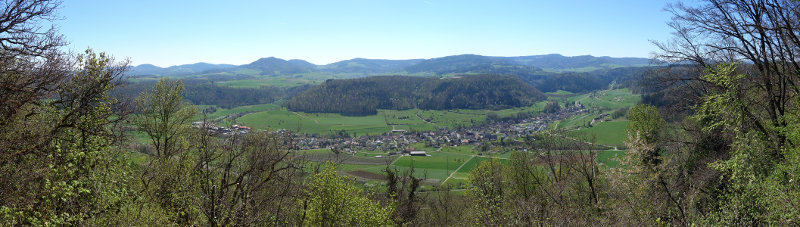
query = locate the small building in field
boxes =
[409,151,427,156]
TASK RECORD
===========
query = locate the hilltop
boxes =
[284,75,546,115]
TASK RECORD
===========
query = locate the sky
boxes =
[59,0,676,67]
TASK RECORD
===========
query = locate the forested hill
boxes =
[128,54,651,77]
[284,75,545,115]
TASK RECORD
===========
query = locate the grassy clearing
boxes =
[545,90,575,96]
[216,78,312,88]
[393,152,472,172]
[129,130,151,144]
[237,103,546,136]
[456,156,509,174]
[238,108,391,136]
[568,88,640,109]
[440,145,476,155]
[597,150,625,168]
[200,104,279,121]
[568,120,630,147]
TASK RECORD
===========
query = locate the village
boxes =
[194,102,590,155]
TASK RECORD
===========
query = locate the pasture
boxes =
[234,102,546,136]
[568,88,640,109]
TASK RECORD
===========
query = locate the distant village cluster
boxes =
[192,122,251,136]
[192,103,588,156]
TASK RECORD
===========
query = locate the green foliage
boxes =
[536,72,604,92]
[692,63,746,134]
[690,63,800,225]
[467,159,508,225]
[543,101,561,113]
[133,78,198,157]
[569,120,630,148]
[0,49,135,226]
[299,165,394,226]
[113,78,294,109]
[627,104,665,144]
[285,75,546,115]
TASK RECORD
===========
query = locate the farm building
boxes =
[409,151,427,156]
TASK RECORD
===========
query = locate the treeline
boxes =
[284,75,546,115]
[111,79,308,108]
[531,66,653,93]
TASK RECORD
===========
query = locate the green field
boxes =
[216,78,312,88]
[568,120,630,148]
[568,88,640,109]
[597,149,625,168]
[236,103,546,136]
[238,108,391,135]
[389,152,472,180]
[545,90,576,96]
[199,103,279,121]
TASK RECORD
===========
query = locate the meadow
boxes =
[234,102,547,136]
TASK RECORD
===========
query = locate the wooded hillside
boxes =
[284,75,545,115]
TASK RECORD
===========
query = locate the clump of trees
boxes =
[112,79,291,109]
[285,75,546,115]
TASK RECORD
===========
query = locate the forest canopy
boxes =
[284,75,546,115]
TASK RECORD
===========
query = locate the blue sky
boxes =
[59,0,675,67]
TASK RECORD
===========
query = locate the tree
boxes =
[0,0,68,158]
[384,166,423,225]
[298,165,394,226]
[626,104,666,165]
[193,129,302,226]
[133,78,197,157]
[608,104,690,225]
[0,49,132,225]
[468,159,507,226]
[0,0,67,128]
[652,0,800,224]
[655,0,800,156]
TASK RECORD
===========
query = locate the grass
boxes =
[568,88,640,109]
[456,156,509,174]
[393,152,472,172]
[546,90,576,96]
[597,149,626,168]
[304,146,627,188]
[440,145,476,155]
[236,103,546,136]
[568,120,630,147]
[238,108,391,136]
[199,104,279,121]
[129,131,151,144]
[216,78,312,88]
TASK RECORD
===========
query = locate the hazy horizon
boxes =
[131,53,653,68]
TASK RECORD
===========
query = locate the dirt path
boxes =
[441,155,475,186]
[546,131,616,150]
[292,112,320,125]
[415,110,439,127]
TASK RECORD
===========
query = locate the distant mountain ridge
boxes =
[241,57,315,75]
[319,58,424,74]
[129,62,236,76]
[128,54,654,76]
[502,54,652,71]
